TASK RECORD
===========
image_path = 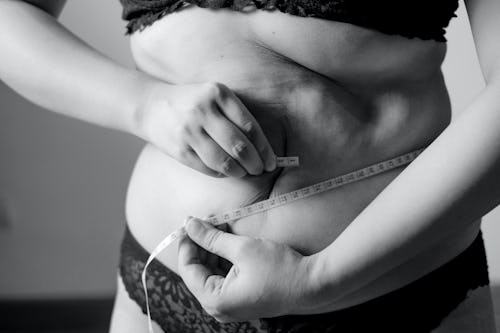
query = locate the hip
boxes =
[113,224,492,333]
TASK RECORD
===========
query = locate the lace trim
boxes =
[119,227,269,332]
[118,225,488,332]
[121,0,459,41]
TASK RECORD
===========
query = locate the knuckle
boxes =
[203,81,226,98]
[242,121,256,138]
[205,229,222,253]
[191,105,218,121]
[232,141,248,158]
[173,123,194,140]
[176,146,193,160]
[220,157,235,174]
[204,275,223,295]
[188,106,207,119]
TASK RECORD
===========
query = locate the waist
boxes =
[125,144,422,259]
[126,23,452,267]
[118,223,487,332]
[126,103,449,267]
[124,141,481,300]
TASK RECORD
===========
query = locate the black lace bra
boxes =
[120,0,458,42]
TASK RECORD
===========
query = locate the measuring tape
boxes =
[141,149,424,332]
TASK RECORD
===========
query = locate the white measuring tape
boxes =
[141,149,424,332]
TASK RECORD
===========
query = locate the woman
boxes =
[0,0,498,332]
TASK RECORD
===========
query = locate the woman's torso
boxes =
[124,6,480,296]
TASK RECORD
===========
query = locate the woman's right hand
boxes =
[137,81,277,177]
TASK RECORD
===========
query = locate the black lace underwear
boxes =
[119,0,458,41]
[119,225,489,333]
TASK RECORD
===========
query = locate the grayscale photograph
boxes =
[0,0,499,332]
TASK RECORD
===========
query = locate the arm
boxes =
[0,0,275,177]
[0,0,150,134]
[304,0,500,313]
[177,0,500,322]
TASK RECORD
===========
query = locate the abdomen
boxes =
[125,5,451,271]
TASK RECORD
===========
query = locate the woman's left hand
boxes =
[177,217,316,323]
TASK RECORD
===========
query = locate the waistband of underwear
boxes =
[119,224,489,332]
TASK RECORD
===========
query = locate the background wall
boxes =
[0,0,498,305]
[443,2,500,287]
[0,0,140,298]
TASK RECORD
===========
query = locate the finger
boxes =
[212,223,232,274]
[191,129,247,177]
[178,233,203,266]
[204,225,226,271]
[203,104,264,175]
[185,217,244,262]
[178,234,225,298]
[215,90,276,172]
[177,147,225,178]
[199,227,222,271]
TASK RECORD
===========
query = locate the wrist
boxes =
[293,251,338,315]
[123,72,163,140]
[129,76,184,146]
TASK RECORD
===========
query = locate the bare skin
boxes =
[124,5,494,333]
[0,1,497,332]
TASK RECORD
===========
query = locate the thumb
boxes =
[185,217,243,262]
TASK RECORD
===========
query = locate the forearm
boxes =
[304,77,500,313]
[0,0,156,135]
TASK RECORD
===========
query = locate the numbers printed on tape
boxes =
[141,148,424,333]
[276,156,299,167]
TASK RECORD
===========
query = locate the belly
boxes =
[125,6,453,271]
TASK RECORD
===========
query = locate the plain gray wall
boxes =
[0,0,139,298]
[443,1,500,285]
[0,0,498,300]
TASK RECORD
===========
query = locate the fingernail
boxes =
[265,155,277,172]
